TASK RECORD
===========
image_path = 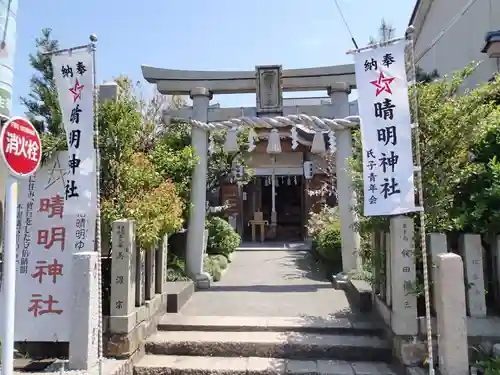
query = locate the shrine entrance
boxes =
[242,174,305,242]
[142,63,361,281]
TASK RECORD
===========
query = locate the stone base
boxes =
[104,293,167,358]
[343,278,372,313]
[192,272,212,290]
[372,295,437,367]
[393,336,438,367]
[166,281,195,313]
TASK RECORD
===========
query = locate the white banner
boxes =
[354,41,417,216]
[0,151,97,341]
[51,51,96,215]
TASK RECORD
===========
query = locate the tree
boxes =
[20,29,193,248]
[369,19,395,45]
[20,28,62,135]
[154,118,252,217]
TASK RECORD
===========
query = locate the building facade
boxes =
[220,135,333,242]
[410,0,500,88]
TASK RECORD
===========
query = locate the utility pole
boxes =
[0,0,18,209]
[0,0,18,121]
[0,1,19,374]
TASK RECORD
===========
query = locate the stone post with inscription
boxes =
[155,233,169,295]
[377,231,386,301]
[493,236,500,308]
[428,233,448,312]
[435,253,469,375]
[98,81,120,104]
[385,231,392,306]
[136,249,146,306]
[459,234,486,317]
[69,252,99,370]
[109,219,137,333]
[329,83,360,272]
[390,216,418,335]
[371,232,381,295]
[145,247,156,300]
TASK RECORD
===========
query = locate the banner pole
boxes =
[406,25,434,375]
[89,33,104,375]
[1,176,18,375]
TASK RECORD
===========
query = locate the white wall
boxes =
[414,0,500,89]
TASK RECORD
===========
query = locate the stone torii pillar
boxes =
[185,87,212,288]
[329,83,360,272]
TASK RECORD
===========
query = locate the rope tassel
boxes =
[311,131,326,154]
[328,131,337,152]
[291,126,299,150]
[267,129,282,154]
[248,128,257,152]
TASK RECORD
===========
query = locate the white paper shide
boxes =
[354,41,417,216]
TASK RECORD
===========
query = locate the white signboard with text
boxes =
[52,51,96,215]
[354,41,417,216]
[0,151,96,341]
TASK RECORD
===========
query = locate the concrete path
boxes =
[180,250,362,320]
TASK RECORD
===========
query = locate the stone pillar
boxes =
[428,233,448,312]
[435,253,469,375]
[385,231,392,307]
[372,232,380,295]
[329,83,360,272]
[155,233,169,295]
[492,236,500,309]
[377,231,386,300]
[109,220,136,331]
[186,87,212,288]
[135,249,145,306]
[98,81,120,104]
[69,252,99,370]
[145,248,155,300]
[390,216,418,335]
[459,234,486,317]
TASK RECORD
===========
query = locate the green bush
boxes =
[166,268,191,282]
[204,254,228,282]
[215,254,229,269]
[314,224,342,265]
[166,256,191,281]
[205,217,241,257]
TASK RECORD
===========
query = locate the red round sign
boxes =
[0,117,42,178]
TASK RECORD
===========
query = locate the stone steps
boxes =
[135,315,400,375]
[145,330,392,362]
[134,354,400,375]
[158,314,385,335]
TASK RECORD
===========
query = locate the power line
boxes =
[334,0,359,49]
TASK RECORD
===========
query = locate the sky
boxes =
[11,0,416,116]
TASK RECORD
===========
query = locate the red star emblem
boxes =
[370,71,395,96]
[69,79,85,103]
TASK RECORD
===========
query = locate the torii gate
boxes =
[142,64,361,287]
